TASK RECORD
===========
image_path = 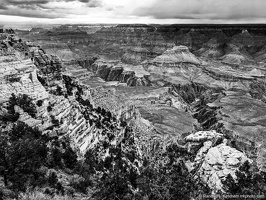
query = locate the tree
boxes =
[48,171,58,187]
[62,146,78,170]
[0,122,48,191]
[7,93,37,118]
[36,100,43,107]
[222,161,266,196]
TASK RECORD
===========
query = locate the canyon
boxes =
[1,24,266,197]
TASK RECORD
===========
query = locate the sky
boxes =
[0,0,266,26]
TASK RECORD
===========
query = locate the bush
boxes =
[70,176,91,194]
[48,171,58,187]
[62,147,77,170]
[37,100,43,107]
[47,106,52,112]
[51,116,60,127]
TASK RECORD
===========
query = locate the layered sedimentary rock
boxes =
[122,47,152,64]
[150,45,201,66]
[16,24,266,66]
[0,59,49,103]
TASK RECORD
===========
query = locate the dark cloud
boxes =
[0,4,8,10]
[5,0,49,6]
[78,0,91,2]
[0,0,264,23]
[77,0,102,7]
[0,9,61,18]
[0,0,62,18]
[133,0,266,20]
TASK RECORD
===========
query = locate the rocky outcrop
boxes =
[185,130,251,192]
[32,48,63,84]
[198,142,250,192]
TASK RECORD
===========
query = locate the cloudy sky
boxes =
[0,0,266,25]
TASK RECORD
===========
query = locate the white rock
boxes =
[185,130,223,142]
[206,147,224,165]
[227,157,240,166]
[197,143,252,192]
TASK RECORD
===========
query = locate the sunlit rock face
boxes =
[199,142,250,192]
[0,59,49,103]
[185,130,251,192]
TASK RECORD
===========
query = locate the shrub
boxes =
[37,100,43,107]
[47,106,52,112]
[48,171,58,187]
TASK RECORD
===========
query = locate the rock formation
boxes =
[185,130,251,192]
[150,45,201,66]
[87,58,152,86]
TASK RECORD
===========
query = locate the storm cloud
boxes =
[133,0,266,20]
[0,0,265,24]
[0,0,103,19]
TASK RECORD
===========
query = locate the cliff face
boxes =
[86,59,152,87]
[0,55,49,104]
